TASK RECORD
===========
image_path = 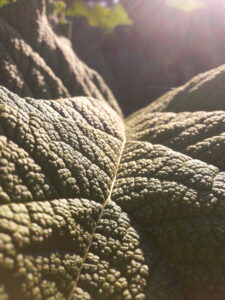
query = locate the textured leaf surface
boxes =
[139,64,225,113]
[0,86,128,300]
[1,82,225,300]
[0,17,69,99]
[0,0,121,115]
[126,111,225,168]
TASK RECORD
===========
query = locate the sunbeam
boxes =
[166,0,203,12]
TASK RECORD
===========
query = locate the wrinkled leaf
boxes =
[136,64,225,114]
[0,0,121,115]
[1,74,225,299]
[1,1,225,300]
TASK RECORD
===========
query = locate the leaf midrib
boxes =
[67,133,127,300]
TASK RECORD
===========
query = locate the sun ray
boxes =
[166,0,203,12]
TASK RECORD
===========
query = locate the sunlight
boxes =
[166,0,203,12]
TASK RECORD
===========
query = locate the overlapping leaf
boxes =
[137,64,225,113]
[0,0,121,115]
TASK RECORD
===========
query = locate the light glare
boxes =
[166,0,203,12]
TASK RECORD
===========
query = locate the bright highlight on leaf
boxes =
[166,0,203,12]
[66,1,132,31]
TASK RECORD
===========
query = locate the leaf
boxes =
[54,0,66,16]
[53,0,68,24]
[0,0,122,115]
[0,0,9,8]
[1,63,225,299]
[66,1,132,31]
[1,1,225,299]
[126,111,225,169]
[0,17,70,99]
[0,0,16,9]
[136,64,225,113]
[0,86,128,299]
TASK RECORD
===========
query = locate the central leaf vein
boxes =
[67,133,126,299]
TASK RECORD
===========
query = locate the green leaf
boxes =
[1,66,225,298]
[0,86,128,299]
[1,1,225,299]
[0,0,121,115]
[66,1,132,30]
[53,0,68,24]
[0,0,16,8]
[54,0,66,16]
[0,0,8,8]
[137,64,225,113]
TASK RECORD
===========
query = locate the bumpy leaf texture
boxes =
[0,0,121,115]
[1,1,225,300]
[1,57,225,300]
[140,64,225,113]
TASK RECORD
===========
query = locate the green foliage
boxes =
[54,0,66,16]
[0,0,8,8]
[0,0,131,30]
[2,66,225,298]
[2,0,225,299]
[66,1,132,30]
[53,0,68,23]
[0,0,16,8]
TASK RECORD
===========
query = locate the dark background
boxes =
[68,0,225,115]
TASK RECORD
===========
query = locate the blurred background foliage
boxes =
[0,0,131,30]
[52,0,132,31]
[0,0,16,8]
[65,1,131,31]
[1,0,225,115]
